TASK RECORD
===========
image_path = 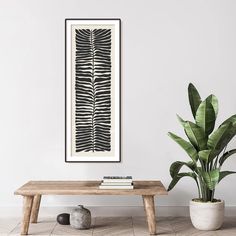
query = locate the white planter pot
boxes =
[189,200,224,230]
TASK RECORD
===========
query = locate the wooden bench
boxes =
[15,180,167,235]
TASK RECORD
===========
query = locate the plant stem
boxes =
[196,178,201,199]
[199,176,206,201]
[199,159,206,172]
[214,155,219,169]
[211,189,215,201]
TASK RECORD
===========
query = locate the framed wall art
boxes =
[65,19,121,162]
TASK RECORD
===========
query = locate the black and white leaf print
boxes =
[75,28,111,152]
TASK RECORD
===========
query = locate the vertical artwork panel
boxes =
[66,19,120,162]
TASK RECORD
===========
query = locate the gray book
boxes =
[103,176,133,183]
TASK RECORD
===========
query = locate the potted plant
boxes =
[168,83,236,230]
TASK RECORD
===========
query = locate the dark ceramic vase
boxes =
[57,213,70,225]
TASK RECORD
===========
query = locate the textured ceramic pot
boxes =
[70,205,91,230]
[190,200,224,230]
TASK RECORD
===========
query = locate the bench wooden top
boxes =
[15,181,167,196]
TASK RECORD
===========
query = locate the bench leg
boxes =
[30,195,41,223]
[142,195,156,235]
[21,195,34,235]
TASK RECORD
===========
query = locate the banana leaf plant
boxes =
[168,83,236,202]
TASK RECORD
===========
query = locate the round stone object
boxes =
[57,213,70,225]
[70,205,91,230]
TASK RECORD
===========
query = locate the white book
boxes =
[101,182,132,186]
[99,185,134,190]
[103,179,133,183]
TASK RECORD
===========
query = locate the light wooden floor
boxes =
[1,217,236,236]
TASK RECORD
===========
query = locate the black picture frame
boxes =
[65,18,121,163]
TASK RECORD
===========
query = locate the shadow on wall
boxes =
[167,188,195,206]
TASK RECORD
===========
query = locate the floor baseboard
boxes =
[1,206,236,218]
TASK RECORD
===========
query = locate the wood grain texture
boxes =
[30,195,41,223]
[143,195,156,235]
[21,196,33,235]
[15,181,167,235]
[14,181,168,196]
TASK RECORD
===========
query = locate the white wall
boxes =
[1,0,236,212]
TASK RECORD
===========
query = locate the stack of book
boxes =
[99,176,134,189]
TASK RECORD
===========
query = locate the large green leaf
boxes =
[219,171,236,183]
[195,100,216,136]
[201,169,220,190]
[168,172,198,191]
[198,149,218,163]
[218,116,236,149]
[184,121,207,150]
[168,132,198,161]
[219,149,236,166]
[220,115,236,127]
[208,122,234,155]
[198,150,212,162]
[170,161,196,178]
[206,94,218,117]
[176,116,207,151]
[176,114,185,127]
[188,83,202,118]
